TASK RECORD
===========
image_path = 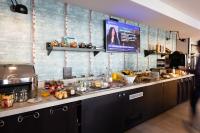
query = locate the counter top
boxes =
[0,74,194,118]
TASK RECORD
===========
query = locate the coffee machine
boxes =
[169,51,188,68]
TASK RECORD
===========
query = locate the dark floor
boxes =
[125,102,200,133]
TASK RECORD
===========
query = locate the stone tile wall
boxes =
[0,0,176,81]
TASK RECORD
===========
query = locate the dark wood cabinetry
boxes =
[177,77,194,104]
[0,110,45,133]
[163,80,178,111]
[188,77,195,98]
[144,83,163,119]
[81,92,127,133]
[125,87,145,129]
[81,87,147,133]
[0,102,80,133]
[43,102,79,133]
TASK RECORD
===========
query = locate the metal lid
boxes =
[0,64,35,85]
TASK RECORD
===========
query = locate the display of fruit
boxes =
[45,80,64,94]
[112,73,124,81]
[121,70,135,76]
[55,90,68,100]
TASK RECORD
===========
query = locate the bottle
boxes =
[32,75,38,98]
[172,67,175,74]
[156,44,160,53]
[106,67,112,82]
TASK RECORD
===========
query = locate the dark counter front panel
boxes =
[81,92,127,133]
[0,102,80,133]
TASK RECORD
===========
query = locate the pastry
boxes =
[55,90,68,99]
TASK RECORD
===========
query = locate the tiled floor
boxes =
[126,102,200,133]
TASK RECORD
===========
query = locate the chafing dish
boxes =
[0,64,38,102]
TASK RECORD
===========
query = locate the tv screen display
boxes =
[104,19,140,52]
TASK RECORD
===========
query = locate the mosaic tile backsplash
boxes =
[0,0,176,81]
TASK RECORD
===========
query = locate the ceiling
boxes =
[61,0,200,42]
[161,0,200,21]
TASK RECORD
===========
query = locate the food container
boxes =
[68,86,76,95]
[69,89,75,95]
[91,80,102,88]
[45,80,64,94]
[162,74,171,79]
[15,89,28,103]
[102,82,109,88]
[74,80,87,92]
[40,89,50,97]
[150,72,160,80]
[1,93,14,108]
[55,90,68,100]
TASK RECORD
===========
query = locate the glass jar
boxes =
[19,90,24,102]
[23,90,28,101]
[14,92,19,102]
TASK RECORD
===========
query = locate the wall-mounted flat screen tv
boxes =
[104,19,140,52]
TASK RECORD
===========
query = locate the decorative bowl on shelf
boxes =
[70,42,78,48]
[79,43,86,48]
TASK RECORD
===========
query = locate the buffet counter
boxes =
[0,74,194,118]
